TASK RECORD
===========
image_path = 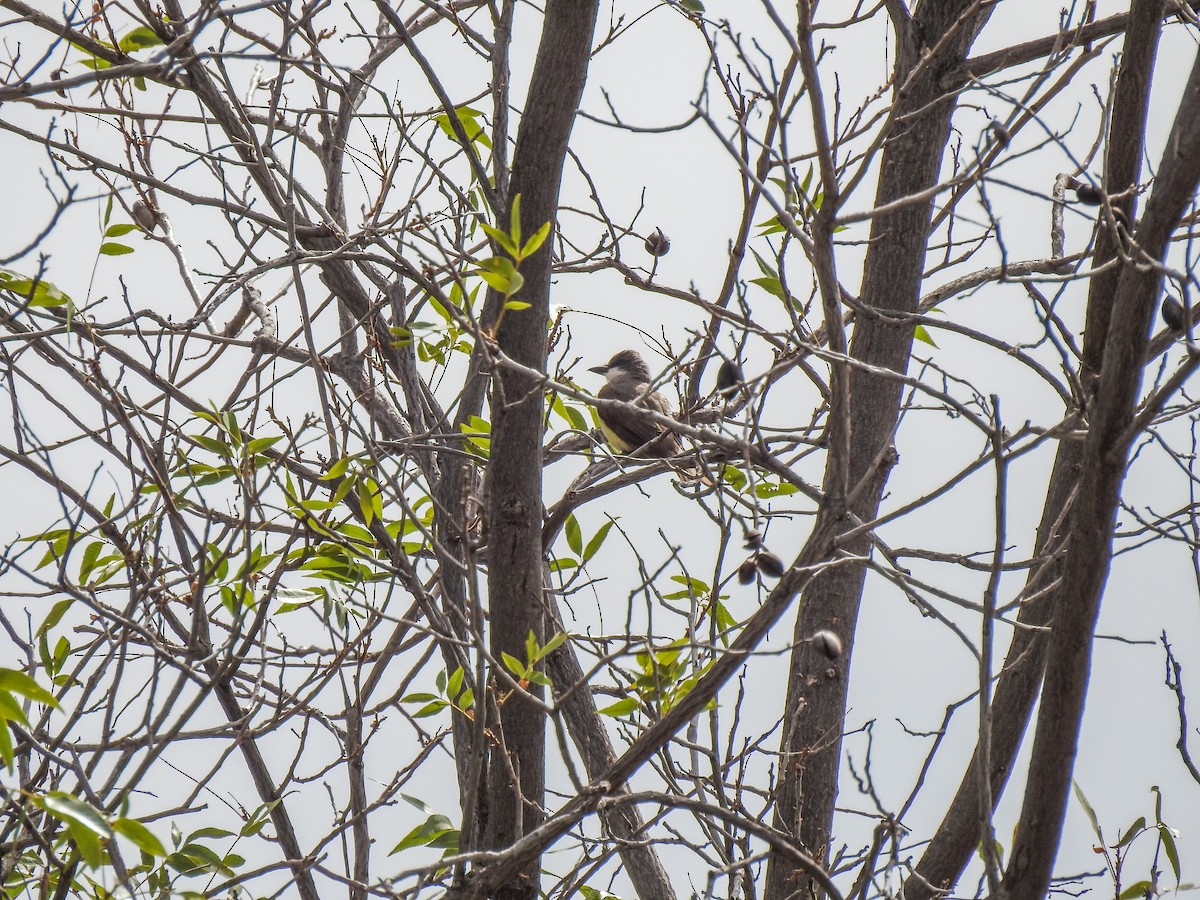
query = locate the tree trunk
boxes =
[765,5,994,897]
[482,2,601,898]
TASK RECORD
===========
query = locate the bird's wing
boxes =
[597,384,681,457]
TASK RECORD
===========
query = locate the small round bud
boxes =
[742,528,762,550]
[131,200,158,232]
[644,227,671,257]
[736,558,758,585]
[1162,296,1186,333]
[755,551,785,579]
[810,629,843,660]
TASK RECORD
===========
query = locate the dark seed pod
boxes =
[811,629,843,660]
[716,359,744,399]
[644,227,671,257]
[737,558,758,585]
[50,68,67,98]
[742,527,762,550]
[1162,296,1186,333]
[1073,182,1103,206]
[131,200,158,232]
[755,551,785,579]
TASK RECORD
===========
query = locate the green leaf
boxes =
[582,521,613,563]
[754,480,799,498]
[1073,780,1102,842]
[401,692,440,705]
[750,248,776,280]
[0,691,29,727]
[66,819,106,868]
[246,436,281,454]
[41,792,112,837]
[461,416,491,456]
[0,720,13,770]
[520,222,552,259]
[0,669,59,706]
[170,841,235,876]
[1116,817,1145,847]
[185,826,235,842]
[446,667,465,699]
[412,700,449,718]
[0,268,72,307]
[390,813,459,854]
[540,632,568,656]
[321,455,354,481]
[551,394,589,432]
[480,222,519,258]
[78,56,113,71]
[118,26,164,51]
[99,242,135,256]
[509,194,523,248]
[565,514,583,556]
[78,540,103,583]
[434,105,491,150]
[192,434,231,457]
[713,600,737,637]
[599,698,638,717]
[52,637,70,673]
[679,0,704,12]
[525,629,540,665]
[357,477,378,526]
[38,597,75,635]
[501,652,524,677]
[114,817,167,857]
[750,276,786,300]
[1118,881,1154,900]
[914,324,939,348]
[1160,824,1181,881]
[503,299,531,311]
[580,887,623,900]
[240,801,279,838]
[722,465,747,491]
[105,223,139,237]
[476,256,524,295]
[670,573,709,593]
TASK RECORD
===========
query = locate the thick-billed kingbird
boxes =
[588,350,682,458]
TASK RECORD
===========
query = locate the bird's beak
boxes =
[588,365,608,375]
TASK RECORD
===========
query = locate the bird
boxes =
[588,350,682,458]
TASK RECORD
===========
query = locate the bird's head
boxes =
[588,349,653,383]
